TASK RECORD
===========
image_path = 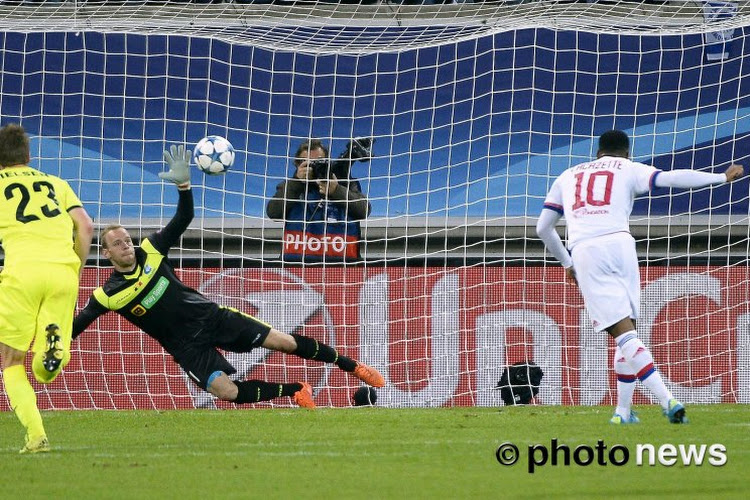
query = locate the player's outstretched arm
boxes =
[724,163,744,182]
[159,144,192,190]
[72,297,108,340]
[151,145,195,254]
[654,163,743,189]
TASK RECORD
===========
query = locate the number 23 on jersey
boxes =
[4,180,62,223]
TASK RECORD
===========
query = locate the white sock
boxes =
[617,331,673,409]
[613,346,636,417]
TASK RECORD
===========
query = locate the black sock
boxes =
[336,356,357,372]
[233,380,302,404]
[291,334,357,372]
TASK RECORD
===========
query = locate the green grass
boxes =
[1,405,748,499]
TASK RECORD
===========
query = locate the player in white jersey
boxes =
[536,130,743,424]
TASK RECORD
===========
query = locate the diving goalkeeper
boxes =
[72,145,384,408]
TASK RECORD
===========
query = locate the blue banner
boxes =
[0,28,748,220]
[703,1,738,61]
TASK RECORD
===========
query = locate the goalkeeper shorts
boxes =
[175,307,271,390]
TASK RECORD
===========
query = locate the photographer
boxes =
[267,138,372,263]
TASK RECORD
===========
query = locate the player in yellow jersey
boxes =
[0,123,94,453]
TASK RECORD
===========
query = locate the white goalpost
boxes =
[0,1,748,410]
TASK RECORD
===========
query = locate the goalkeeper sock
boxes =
[291,334,357,372]
[614,346,636,417]
[617,331,673,408]
[2,364,46,440]
[233,380,301,404]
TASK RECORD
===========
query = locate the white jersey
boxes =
[543,156,659,249]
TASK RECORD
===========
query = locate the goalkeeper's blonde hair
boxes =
[99,224,126,249]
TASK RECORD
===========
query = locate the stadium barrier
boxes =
[0,1,748,410]
[0,265,743,410]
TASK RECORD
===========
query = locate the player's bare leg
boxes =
[263,329,385,388]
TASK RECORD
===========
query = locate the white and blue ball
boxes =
[193,136,234,175]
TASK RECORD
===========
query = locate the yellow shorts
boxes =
[0,263,79,353]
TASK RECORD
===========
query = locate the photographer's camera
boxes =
[306,137,374,180]
[309,158,332,180]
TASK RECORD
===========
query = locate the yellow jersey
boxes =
[0,166,84,269]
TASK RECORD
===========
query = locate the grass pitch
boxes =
[1,405,748,499]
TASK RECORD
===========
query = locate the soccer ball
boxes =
[193,136,234,175]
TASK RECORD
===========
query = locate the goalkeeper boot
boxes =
[353,363,385,388]
[19,435,50,454]
[41,324,64,372]
[609,410,640,425]
[293,382,316,409]
[664,399,689,424]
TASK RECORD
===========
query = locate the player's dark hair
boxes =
[598,130,630,158]
[100,224,126,249]
[0,123,30,167]
[294,139,329,165]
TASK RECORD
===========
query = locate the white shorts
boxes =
[570,232,640,332]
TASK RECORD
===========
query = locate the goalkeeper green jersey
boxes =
[73,190,221,356]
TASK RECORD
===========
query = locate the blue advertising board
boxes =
[0,28,748,221]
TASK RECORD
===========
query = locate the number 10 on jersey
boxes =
[572,171,614,210]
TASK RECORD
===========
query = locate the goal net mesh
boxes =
[0,1,748,409]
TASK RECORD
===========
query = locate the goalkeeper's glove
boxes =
[159,144,191,187]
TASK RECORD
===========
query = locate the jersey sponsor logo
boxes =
[141,276,169,309]
[571,207,610,217]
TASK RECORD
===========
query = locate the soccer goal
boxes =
[0,1,748,410]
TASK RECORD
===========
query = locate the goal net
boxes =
[0,1,748,409]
